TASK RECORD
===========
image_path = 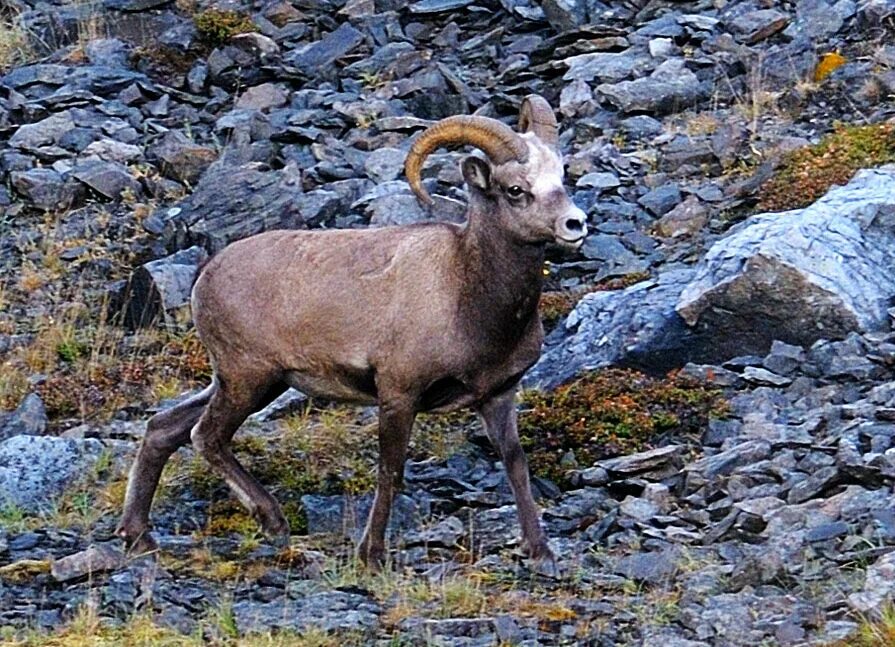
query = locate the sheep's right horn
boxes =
[404,115,529,206]
[518,94,558,149]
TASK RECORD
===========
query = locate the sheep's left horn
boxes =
[518,94,558,149]
[404,115,529,206]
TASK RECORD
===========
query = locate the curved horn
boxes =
[518,94,558,149]
[404,115,529,205]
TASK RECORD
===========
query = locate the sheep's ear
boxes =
[461,156,492,194]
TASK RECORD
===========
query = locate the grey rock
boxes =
[122,246,208,329]
[0,436,109,513]
[235,83,289,112]
[859,0,895,25]
[563,51,648,83]
[0,394,47,442]
[805,521,849,542]
[286,23,364,77]
[158,162,307,253]
[408,0,474,13]
[620,115,664,140]
[576,172,620,191]
[364,148,405,183]
[249,389,308,422]
[788,466,839,504]
[598,445,683,477]
[785,0,856,40]
[403,516,464,547]
[678,168,895,359]
[580,234,637,264]
[728,9,790,44]
[9,111,75,150]
[559,79,593,117]
[848,551,895,613]
[10,168,84,211]
[301,493,425,540]
[343,42,415,76]
[654,196,708,238]
[149,131,217,185]
[83,139,143,164]
[613,548,678,583]
[51,544,125,583]
[541,0,586,31]
[763,340,806,376]
[597,59,704,115]
[741,367,792,387]
[232,591,379,635]
[638,183,681,216]
[71,160,140,200]
[525,268,695,388]
[684,440,772,489]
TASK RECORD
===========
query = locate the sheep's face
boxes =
[462,136,588,250]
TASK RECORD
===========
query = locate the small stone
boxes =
[51,544,125,583]
[286,23,365,77]
[729,9,790,44]
[235,83,289,112]
[364,148,405,183]
[788,466,839,504]
[149,131,217,184]
[576,172,621,191]
[408,0,474,13]
[638,183,682,216]
[0,394,47,442]
[71,160,140,200]
[742,367,792,387]
[654,195,708,238]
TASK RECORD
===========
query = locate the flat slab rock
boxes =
[232,591,380,635]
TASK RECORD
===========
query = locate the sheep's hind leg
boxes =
[118,384,215,555]
[190,379,290,544]
[478,387,556,567]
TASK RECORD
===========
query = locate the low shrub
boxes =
[192,9,256,48]
[759,122,895,212]
[518,368,728,484]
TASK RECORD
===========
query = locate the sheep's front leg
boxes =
[478,387,554,562]
[357,398,415,568]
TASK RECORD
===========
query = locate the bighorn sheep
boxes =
[117,95,587,568]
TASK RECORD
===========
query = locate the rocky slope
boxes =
[2,0,895,645]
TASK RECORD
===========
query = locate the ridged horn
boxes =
[518,94,558,149]
[404,115,529,205]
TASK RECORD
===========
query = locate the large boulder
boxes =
[0,436,110,513]
[148,161,309,253]
[525,267,697,389]
[528,168,895,388]
[677,167,895,358]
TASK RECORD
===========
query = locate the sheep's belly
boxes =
[284,369,378,405]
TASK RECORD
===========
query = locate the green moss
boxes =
[518,368,728,485]
[192,9,257,47]
[760,122,895,212]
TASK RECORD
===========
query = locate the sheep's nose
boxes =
[555,207,588,247]
[564,217,584,233]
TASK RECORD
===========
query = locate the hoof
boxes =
[119,528,158,557]
[267,531,291,549]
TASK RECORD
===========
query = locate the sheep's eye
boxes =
[506,185,524,198]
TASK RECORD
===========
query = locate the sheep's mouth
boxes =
[555,235,585,249]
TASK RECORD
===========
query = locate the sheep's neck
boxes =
[457,209,545,344]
